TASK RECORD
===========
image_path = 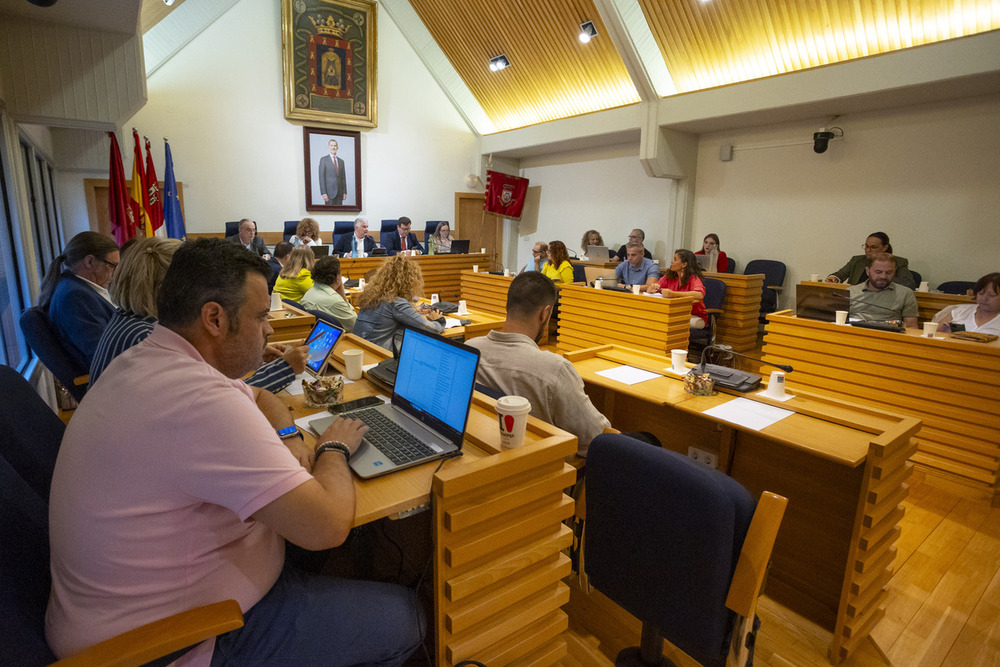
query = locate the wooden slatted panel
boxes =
[461,271,513,316]
[337,253,486,301]
[637,0,1000,94]
[408,0,639,131]
[704,272,764,352]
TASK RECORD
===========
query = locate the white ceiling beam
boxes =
[593,0,676,100]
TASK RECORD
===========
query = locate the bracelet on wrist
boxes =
[315,441,351,463]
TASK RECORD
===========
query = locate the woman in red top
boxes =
[694,233,729,273]
[648,249,707,328]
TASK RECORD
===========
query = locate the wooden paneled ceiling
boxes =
[408,0,1000,133]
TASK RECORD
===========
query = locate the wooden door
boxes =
[455,192,502,271]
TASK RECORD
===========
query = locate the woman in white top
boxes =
[935,273,1000,335]
[289,217,322,247]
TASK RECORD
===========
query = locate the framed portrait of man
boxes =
[282,0,377,128]
[303,126,362,212]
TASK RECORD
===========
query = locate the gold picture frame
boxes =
[282,0,377,128]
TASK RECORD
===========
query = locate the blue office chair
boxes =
[937,280,975,295]
[689,277,726,354]
[743,259,786,326]
[224,221,239,238]
[334,220,355,236]
[282,220,299,242]
[725,257,736,273]
[380,220,398,236]
[425,220,446,240]
[584,433,786,667]
[572,263,587,283]
[909,270,922,288]
[19,306,90,402]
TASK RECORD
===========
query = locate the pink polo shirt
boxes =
[46,325,313,664]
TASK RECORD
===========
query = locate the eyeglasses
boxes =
[863,244,884,251]
[98,258,118,271]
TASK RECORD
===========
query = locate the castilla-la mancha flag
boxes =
[484,170,529,218]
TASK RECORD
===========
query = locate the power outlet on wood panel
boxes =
[687,446,718,468]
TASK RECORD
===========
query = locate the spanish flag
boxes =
[129,129,151,237]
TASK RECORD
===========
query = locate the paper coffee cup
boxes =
[457,300,468,315]
[835,310,848,325]
[472,265,479,272]
[923,321,936,338]
[480,247,487,255]
[343,349,364,381]
[632,284,641,295]
[430,293,439,305]
[495,395,531,449]
[918,281,930,292]
[809,273,820,282]
[671,349,687,374]
[358,278,365,290]
[595,278,603,290]
[503,269,510,277]
[270,292,283,311]
[766,371,786,398]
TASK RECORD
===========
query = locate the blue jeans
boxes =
[210,567,425,666]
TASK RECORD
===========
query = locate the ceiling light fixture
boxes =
[579,21,598,43]
[488,54,510,72]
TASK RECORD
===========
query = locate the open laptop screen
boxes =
[304,320,343,375]
[392,327,480,445]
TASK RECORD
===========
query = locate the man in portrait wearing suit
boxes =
[382,217,422,256]
[226,218,268,258]
[333,217,377,257]
[318,139,347,205]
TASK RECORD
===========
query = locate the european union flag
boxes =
[163,141,186,240]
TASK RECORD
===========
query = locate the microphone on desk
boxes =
[691,345,792,392]
[830,292,906,330]
[696,344,793,376]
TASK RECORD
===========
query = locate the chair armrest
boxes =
[705,308,724,315]
[53,600,243,667]
[73,374,89,387]
[766,285,783,292]
[726,492,787,617]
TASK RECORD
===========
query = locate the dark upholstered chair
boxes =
[584,434,787,667]
[19,306,89,402]
[425,220,447,241]
[224,221,239,238]
[689,277,726,353]
[380,219,398,236]
[571,263,587,283]
[725,257,736,273]
[743,260,787,325]
[936,281,975,295]
[909,270,922,288]
[0,366,244,666]
[282,220,299,242]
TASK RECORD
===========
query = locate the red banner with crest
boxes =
[484,170,529,218]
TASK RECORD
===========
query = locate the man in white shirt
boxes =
[334,216,376,257]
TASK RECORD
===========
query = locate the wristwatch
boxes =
[316,441,351,462]
[276,425,301,440]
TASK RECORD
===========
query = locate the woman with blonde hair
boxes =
[274,246,315,300]
[89,237,307,389]
[541,240,574,283]
[290,217,322,247]
[353,255,445,351]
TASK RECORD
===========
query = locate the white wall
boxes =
[123,0,477,236]
[692,93,1000,308]
[515,144,677,270]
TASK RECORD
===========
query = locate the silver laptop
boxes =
[587,244,611,260]
[310,326,481,478]
[311,245,331,258]
[303,319,344,376]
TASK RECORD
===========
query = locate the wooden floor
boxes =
[561,469,1000,667]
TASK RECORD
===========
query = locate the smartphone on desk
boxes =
[327,395,384,415]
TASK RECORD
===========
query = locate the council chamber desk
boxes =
[796,280,974,323]
[337,253,488,301]
[702,271,764,352]
[762,310,1000,505]
[566,344,918,664]
[289,334,578,666]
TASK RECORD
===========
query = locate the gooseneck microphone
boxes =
[696,344,793,376]
[831,291,904,318]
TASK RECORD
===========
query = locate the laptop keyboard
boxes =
[353,407,437,465]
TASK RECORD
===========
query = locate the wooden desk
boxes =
[556,284,695,355]
[338,253,488,302]
[797,280,974,323]
[565,344,918,664]
[267,303,315,344]
[460,270,512,317]
[289,335,578,665]
[704,271,764,352]
[762,310,1000,504]
[414,298,505,340]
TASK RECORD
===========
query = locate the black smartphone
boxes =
[327,395,383,415]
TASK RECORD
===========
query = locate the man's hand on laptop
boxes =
[317,417,369,458]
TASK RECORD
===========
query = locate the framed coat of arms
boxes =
[282,0,377,129]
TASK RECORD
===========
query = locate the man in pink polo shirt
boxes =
[45,239,424,665]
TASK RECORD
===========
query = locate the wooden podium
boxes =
[704,271,764,352]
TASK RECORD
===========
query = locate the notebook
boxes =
[303,319,344,376]
[310,326,481,478]
[449,239,471,254]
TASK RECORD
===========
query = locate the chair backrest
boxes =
[571,263,587,283]
[304,308,346,330]
[702,277,727,312]
[425,221,446,240]
[333,220,355,236]
[726,257,736,273]
[0,365,64,666]
[909,270,922,287]
[19,306,89,402]
[283,220,299,242]
[224,221,239,237]
[936,280,975,295]
[380,219,398,237]
[743,259,787,318]
[585,434,756,667]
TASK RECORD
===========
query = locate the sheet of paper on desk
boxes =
[702,397,793,431]
[444,317,463,329]
[595,365,662,385]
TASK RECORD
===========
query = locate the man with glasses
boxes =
[825,232,916,288]
[614,228,652,262]
[226,218,269,258]
[519,241,549,274]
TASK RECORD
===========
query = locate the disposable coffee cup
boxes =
[503,269,510,277]
[358,278,365,290]
[835,310,848,325]
[671,349,687,374]
[270,292,283,311]
[918,281,930,292]
[765,371,786,399]
[457,300,468,315]
[343,349,364,381]
[495,395,531,449]
[923,321,936,338]
[632,284,641,295]
[595,278,603,290]
[430,293,439,305]
[809,273,820,282]
[480,247,487,255]
[472,265,479,273]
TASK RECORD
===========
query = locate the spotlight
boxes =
[813,128,836,154]
[579,21,598,44]
[488,55,510,72]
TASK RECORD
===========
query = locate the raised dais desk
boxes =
[703,271,764,352]
[566,344,918,664]
[338,253,488,302]
[796,280,974,323]
[289,335,578,666]
[762,310,1000,504]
